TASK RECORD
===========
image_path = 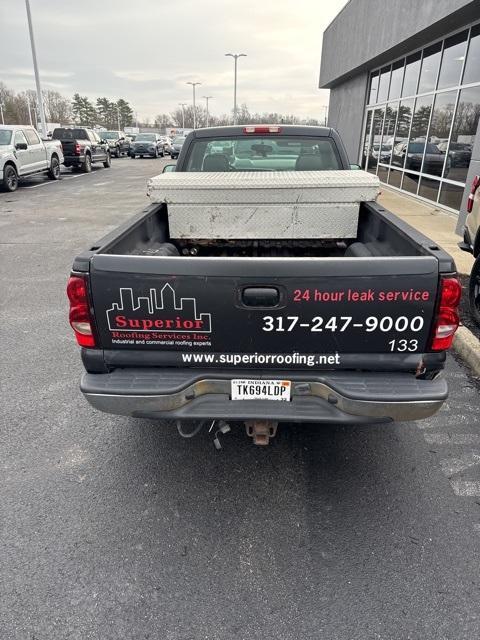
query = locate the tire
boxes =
[82,153,92,173]
[2,164,18,192]
[469,255,480,327]
[48,155,61,180]
[103,152,111,168]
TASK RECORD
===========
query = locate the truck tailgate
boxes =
[89,254,439,368]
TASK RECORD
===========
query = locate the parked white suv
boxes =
[0,125,64,192]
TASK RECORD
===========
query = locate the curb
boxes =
[453,326,480,377]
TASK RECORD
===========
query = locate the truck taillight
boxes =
[74,143,81,155]
[243,126,282,134]
[430,277,461,351]
[67,276,96,348]
[466,175,480,213]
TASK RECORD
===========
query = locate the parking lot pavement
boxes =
[2,157,480,639]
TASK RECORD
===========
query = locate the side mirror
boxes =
[162,164,176,173]
[16,142,28,150]
[349,163,361,170]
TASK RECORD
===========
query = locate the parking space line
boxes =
[424,433,480,444]
[440,452,480,477]
[24,180,58,189]
[451,481,480,496]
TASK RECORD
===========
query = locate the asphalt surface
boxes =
[1,157,480,640]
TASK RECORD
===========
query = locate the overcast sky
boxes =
[0,0,347,121]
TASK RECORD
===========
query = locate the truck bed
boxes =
[73,200,454,376]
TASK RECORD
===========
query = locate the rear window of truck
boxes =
[184,136,342,172]
[52,128,88,140]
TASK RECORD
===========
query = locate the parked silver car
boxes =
[0,125,64,192]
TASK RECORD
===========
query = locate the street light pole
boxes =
[26,92,33,125]
[0,102,4,125]
[116,106,121,131]
[225,53,246,125]
[178,103,187,129]
[202,96,213,128]
[186,82,201,129]
[25,0,47,138]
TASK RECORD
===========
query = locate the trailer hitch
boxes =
[245,420,278,445]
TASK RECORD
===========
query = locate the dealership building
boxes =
[319,0,480,231]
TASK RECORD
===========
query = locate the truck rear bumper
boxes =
[81,368,447,424]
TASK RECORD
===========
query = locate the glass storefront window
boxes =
[444,85,480,182]
[402,52,421,97]
[463,24,480,85]
[391,98,414,167]
[389,60,405,100]
[423,90,456,175]
[377,66,391,103]
[367,107,385,173]
[437,31,468,90]
[405,95,433,172]
[402,172,420,194]
[418,177,440,201]
[369,72,379,104]
[361,110,373,169]
[439,183,465,209]
[377,166,389,182]
[418,42,442,94]
[364,25,480,212]
[379,103,398,164]
[388,168,403,188]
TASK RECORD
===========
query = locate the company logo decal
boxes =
[106,284,212,333]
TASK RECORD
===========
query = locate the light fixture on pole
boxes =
[202,96,213,128]
[25,0,47,138]
[178,103,187,129]
[186,82,201,129]
[225,53,246,125]
[322,105,328,126]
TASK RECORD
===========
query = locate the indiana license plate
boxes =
[231,379,291,401]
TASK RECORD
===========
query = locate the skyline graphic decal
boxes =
[106,283,212,333]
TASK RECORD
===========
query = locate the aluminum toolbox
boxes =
[147,170,380,240]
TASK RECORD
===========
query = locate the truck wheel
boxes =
[48,155,61,180]
[103,152,112,168]
[469,256,480,327]
[83,153,92,173]
[2,164,18,192]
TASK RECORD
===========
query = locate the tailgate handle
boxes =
[242,286,279,307]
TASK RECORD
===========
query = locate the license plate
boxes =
[231,379,291,401]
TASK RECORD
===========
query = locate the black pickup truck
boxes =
[52,127,111,172]
[68,125,461,444]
